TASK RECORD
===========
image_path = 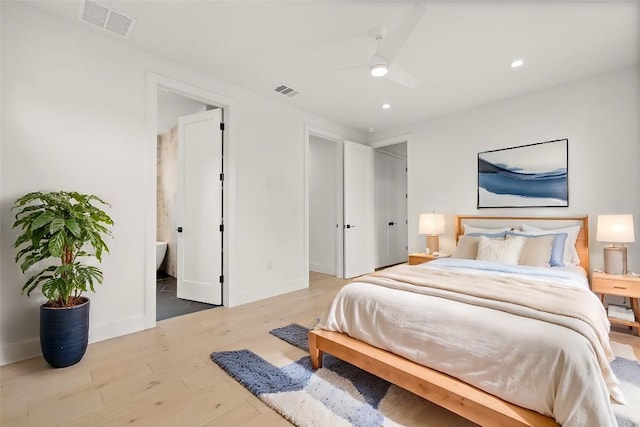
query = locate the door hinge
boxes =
[220,173,224,181]
[219,224,224,232]
[219,275,224,283]
[220,123,225,131]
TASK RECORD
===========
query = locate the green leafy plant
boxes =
[12,191,113,307]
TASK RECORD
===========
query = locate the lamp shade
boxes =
[419,213,445,235]
[596,214,635,243]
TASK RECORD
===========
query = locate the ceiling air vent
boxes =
[78,0,136,38]
[273,84,299,98]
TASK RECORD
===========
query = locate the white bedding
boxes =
[317,259,623,427]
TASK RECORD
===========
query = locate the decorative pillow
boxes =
[476,235,526,265]
[453,234,507,259]
[521,224,580,266]
[512,234,555,267]
[507,231,568,267]
[452,236,480,259]
[463,224,513,235]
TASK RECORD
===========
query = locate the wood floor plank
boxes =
[199,400,262,426]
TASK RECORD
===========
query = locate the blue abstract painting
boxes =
[478,139,568,208]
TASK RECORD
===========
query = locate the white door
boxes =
[375,151,395,268]
[344,141,374,278]
[177,109,222,305]
[375,152,408,268]
[393,156,408,264]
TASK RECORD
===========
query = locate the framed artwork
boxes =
[477,139,568,208]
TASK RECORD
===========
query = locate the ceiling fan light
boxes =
[369,56,389,77]
[370,64,388,77]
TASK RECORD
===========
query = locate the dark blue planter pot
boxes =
[40,298,90,368]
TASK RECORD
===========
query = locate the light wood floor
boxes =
[2,272,639,427]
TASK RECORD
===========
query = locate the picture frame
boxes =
[477,139,568,208]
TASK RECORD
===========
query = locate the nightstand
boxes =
[408,253,450,265]
[592,271,640,336]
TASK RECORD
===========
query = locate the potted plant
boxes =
[12,191,113,368]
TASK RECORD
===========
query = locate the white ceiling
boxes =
[23,1,640,135]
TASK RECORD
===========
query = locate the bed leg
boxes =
[308,331,323,369]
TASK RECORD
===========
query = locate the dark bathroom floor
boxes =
[156,272,218,321]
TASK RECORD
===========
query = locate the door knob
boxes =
[344,224,356,229]
[388,222,396,226]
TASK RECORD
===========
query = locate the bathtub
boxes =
[156,241,167,271]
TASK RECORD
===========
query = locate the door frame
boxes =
[146,73,234,328]
[304,125,345,280]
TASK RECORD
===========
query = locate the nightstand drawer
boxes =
[593,278,640,298]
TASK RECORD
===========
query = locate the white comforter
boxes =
[317,259,624,427]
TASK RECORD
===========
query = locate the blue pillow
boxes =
[506,231,568,267]
[466,232,507,238]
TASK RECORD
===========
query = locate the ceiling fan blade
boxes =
[379,4,426,64]
[386,64,419,89]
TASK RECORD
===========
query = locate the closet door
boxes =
[375,151,394,268]
[375,151,407,268]
[392,156,408,264]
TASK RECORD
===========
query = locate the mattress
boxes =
[317,259,624,427]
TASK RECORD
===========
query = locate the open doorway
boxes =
[155,89,221,320]
[374,142,408,268]
[309,134,340,277]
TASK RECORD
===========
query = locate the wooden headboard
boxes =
[455,216,589,272]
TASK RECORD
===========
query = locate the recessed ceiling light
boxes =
[510,59,524,68]
[381,103,391,110]
[367,128,375,132]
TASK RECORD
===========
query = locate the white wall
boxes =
[0,2,363,365]
[372,66,640,273]
[309,136,337,275]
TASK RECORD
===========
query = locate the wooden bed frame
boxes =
[308,216,589,427]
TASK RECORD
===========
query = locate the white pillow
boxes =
[464,224,513,235]
[476,235,526,265]
[521,224,580,266]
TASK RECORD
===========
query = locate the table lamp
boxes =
[419,213,445,255]
[596,214,635,274]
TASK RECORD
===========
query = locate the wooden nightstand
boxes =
[408,253,450,265]
[592,271,640,336]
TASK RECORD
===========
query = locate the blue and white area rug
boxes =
[211,324,640,427]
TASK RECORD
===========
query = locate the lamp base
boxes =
[426,235,440,255]
[604,246,627,275]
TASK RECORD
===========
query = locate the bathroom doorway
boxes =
[156,88,222,320]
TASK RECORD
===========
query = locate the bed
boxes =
[309,216,624,427]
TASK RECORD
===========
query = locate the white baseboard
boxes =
[309,263,336,275]
[0,338,41,366]
[0,314,148,366]
[89,314,147,343]
[229,278,307,307]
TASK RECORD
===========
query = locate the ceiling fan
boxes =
[366,4,426,89]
